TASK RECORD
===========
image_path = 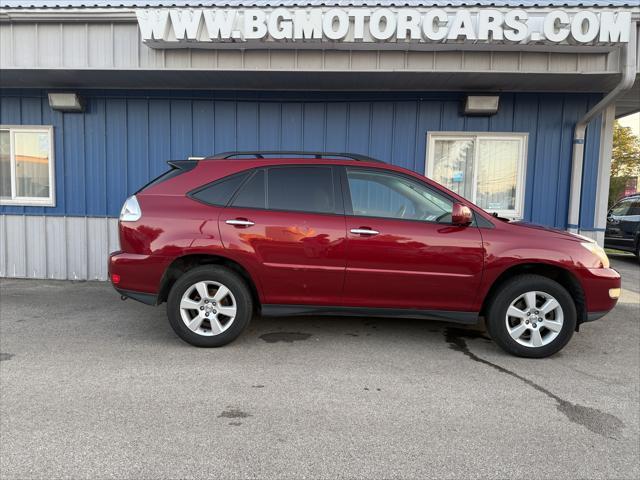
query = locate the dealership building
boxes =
[0,0,638,281]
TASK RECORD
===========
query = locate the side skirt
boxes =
[261,304,478,325]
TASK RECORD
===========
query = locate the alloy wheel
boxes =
[504,291,564,348]
[179,281,237,336]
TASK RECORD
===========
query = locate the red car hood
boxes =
[508,221,585,242]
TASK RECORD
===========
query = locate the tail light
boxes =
[120,195,142,222]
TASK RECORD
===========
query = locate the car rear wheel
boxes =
[167,265,253,347]
[486,274,576,358]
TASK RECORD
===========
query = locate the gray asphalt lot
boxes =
[1,257,639,479]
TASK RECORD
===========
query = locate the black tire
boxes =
[167,265,253,347]
[486,274,577,358]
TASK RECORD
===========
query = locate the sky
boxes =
[618,112,640,137]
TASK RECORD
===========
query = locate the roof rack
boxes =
[205,151,385,163]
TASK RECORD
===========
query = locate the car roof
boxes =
[153,155,415,197]
[148,152,501,225]
[618,193,640,200]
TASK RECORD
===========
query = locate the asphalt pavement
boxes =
[1,256,638,479]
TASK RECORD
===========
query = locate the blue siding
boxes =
[148,100,171,180]
[105,99,127,217]
[127,99,150,197]
[0,89,602,230]
[85,98,107,216]
[532,96,564,227]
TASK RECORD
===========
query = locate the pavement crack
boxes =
[445,329,624,440]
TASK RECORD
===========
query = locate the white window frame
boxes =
[0,125,55,207]
[426,132,528,219]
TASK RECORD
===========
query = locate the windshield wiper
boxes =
[491,212,511,223]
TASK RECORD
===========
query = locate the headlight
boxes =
[581,242,610,268]
[120,195,142,222]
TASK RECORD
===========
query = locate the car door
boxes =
[219,165,347,306]
[621,200,640,252]
[605,198,633,250]
[340,167,484,313]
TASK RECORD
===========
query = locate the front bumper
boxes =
[585,311,610,323]
[577,267,621,322]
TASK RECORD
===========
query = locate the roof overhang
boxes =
[0,69,625,93]
[615,74,640,117]
[0,1,637,105]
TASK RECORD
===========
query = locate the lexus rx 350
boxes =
[109,152,620,358]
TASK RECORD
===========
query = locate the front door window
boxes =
[346,168,453,223]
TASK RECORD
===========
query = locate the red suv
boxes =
[109,152,620,357]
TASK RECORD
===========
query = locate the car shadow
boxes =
[237,313,495,350]
[113,292,494,351]
[609,253,639,266]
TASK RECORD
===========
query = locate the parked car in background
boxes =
[109,152,620,358]
[605,193,640,258]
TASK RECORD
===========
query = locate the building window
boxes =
[426,132,527,219]
[0,126,55,206]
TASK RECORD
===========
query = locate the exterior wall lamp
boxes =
[48,93,85,112]
[464,95,500,116]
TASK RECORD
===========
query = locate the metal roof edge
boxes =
[1,1,638,9]
[2,2,638,24]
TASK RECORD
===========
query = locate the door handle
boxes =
[350,228,379,236]
[226,219,255,227]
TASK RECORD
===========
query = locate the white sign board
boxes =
[136,8,632,48]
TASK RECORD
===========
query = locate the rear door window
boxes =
[190,172,250,206]
[232,170,266,209]
[266,166,336,214]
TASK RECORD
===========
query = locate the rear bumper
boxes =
[576,267,621,322]
[108,251,170,301]
[115,287,158,305]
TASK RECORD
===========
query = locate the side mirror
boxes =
[452,203,473,226]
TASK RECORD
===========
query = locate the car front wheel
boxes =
[167,265,253,347]
[486,274,577,358]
